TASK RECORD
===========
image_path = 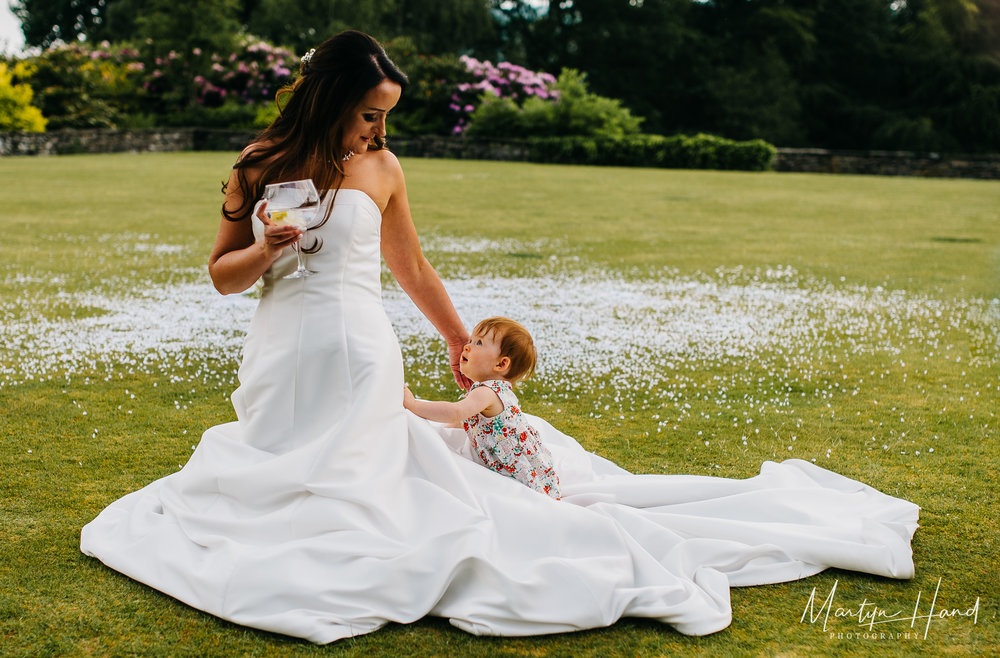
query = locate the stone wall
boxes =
[0,128,256,156]
[772,147,1000,180]
[3,128,999,179]
[2,128,192,156]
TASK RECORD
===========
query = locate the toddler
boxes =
[404,317,561,500]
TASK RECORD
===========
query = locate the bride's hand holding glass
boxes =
[260,179,323,279]
[256,199,303,259]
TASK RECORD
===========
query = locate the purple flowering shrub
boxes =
[194,39,296,108]
[464,67,644,139]
[445,57,642,139]
[19,37,297,129]
[450,55,559,135]
[142,36,296,123]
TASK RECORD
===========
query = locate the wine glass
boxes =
[262,179,322,279]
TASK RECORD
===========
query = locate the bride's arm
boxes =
[380,155,472,390]
[208,158,301,295]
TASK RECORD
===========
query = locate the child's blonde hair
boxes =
[473,317,536,384]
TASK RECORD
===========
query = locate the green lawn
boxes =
[1,152,997,656]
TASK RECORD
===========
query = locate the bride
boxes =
[80,30,919,644]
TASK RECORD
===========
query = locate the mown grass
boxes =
[1,152,998,656]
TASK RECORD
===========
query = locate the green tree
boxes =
[483,0,545,63]
[782,0,999,151]
[245,0,494,55]
[702,45,805,146]
[512,0,711,136]
[14,0,244,53]
[510,0,1000,151]
[689,0,815,145]
[13,0,107,49]
[888,0,1000,151]
[104,0,242,57]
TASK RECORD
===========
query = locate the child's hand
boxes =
[402,385,416,409]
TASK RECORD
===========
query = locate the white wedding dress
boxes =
[81,189,919,643]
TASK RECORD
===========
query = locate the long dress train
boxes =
[80,189,919,643]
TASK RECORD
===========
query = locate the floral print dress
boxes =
[463,380,561,499]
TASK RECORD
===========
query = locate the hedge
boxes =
[527,133,777,171]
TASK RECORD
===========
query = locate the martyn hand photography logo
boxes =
[800,578,980,640]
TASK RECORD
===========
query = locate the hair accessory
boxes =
[301,48,316,70]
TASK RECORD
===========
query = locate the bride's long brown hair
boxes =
[223,31,408,249]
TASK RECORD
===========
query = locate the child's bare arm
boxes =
[403,386,500,426]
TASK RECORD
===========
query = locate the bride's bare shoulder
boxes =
[352,149,406,212]
[374,149,408,196]
[369,147,403,174]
